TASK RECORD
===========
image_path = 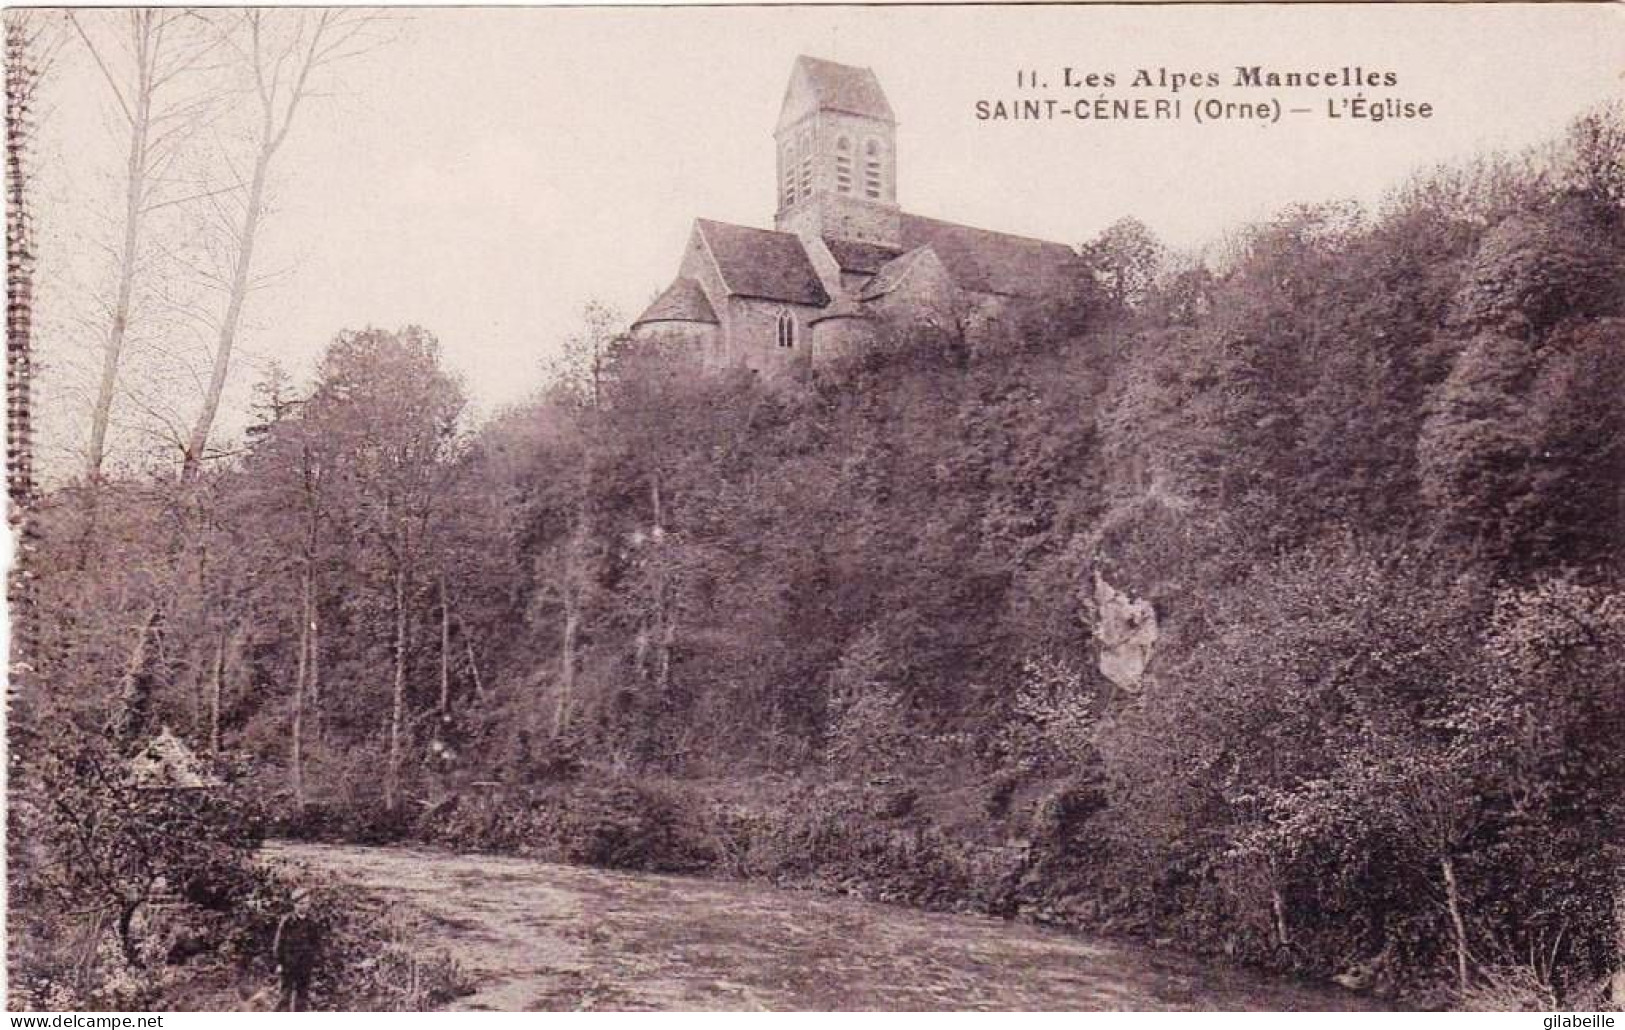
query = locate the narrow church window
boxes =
[776,310,796,348]
[835,136,853,195]
[799,129,814,199]
[864,139,883,199]
[782,142,796,207]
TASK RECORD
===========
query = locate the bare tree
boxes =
[68,11,220,483]
[181,10,391,479]
[549,301,624,410]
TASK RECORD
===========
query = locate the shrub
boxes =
[18,727,268,974]
[554,780,715,873]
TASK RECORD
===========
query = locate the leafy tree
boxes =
[1522,319,1625,571]
[1560,100,1625,214]
[1417,331,1539,563]
[298,327,465,812]
[1451,205,1622,338]
[1081,217,1164,311]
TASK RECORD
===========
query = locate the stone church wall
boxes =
[778,193,901,250]
[632,320,721,360]
[725,296,818,374]
[810,317,876,364]
[677,231,730,308]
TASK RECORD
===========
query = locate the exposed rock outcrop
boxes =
[1092,572,1158,691]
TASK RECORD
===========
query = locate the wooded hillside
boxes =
[13,104,1624,1009]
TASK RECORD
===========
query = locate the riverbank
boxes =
[267,839,1379,1011]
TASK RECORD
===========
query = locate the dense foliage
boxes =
[13,105,1623,1009]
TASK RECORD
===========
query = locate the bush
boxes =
[411,776,719,873]
[16,728,269,975]
[415,789,555,854]
[555,780,715,873]
[9,726,410,1011]
[273,794,446,847]
[311,893,477,1011]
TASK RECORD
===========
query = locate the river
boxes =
[267,840,1373,1011]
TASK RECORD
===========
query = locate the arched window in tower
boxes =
[863,138,883,199]
[776,310,796,349]
[835,136,853,195]
[781,141,796,208]
[798,129,814,200]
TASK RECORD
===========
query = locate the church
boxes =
[631,56,1087,371]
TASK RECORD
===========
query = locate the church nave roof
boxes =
[898,214,1086,300]
[694,219,830,307]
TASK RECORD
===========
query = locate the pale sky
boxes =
[28,3,1625,478]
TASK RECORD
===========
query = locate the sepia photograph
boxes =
[4,1,1624,1014]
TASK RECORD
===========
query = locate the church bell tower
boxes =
[773,56,901,249]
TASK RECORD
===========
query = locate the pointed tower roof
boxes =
[777,56,895,131]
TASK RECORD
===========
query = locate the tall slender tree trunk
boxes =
[650,473,675,696]
[1271,885,1290,950]
[554,583,578,739]
[192,656,206,738]
[385,556,408,812]
[553,489,591,738]
[181,138,271,479]
[86,19,152,484]
[290,563,312,806]
[116,899,144,969]
[656,565,676,697]
[308,572,322,727]
[1441,854,1471,993]
[438,574,451,715]
[1609,885,1625,1004]
[1263,857,1290,950]
[463,634,484,701]
[208,629,225,753]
